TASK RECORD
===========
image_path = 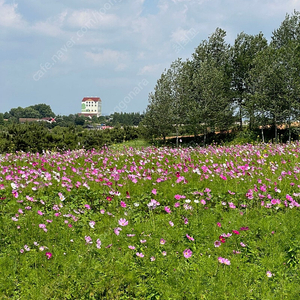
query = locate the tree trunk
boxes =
[275,116,278,143]
[261,127,265,143]
[239,103,243,130]
[176,126,179,148]
[288,119,291,143]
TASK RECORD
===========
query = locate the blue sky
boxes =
[1,0,300,116]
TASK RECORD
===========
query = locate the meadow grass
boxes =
[1,143,300,299]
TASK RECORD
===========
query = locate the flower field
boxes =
[1,143,300,299]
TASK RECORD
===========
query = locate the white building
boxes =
[80,97,102,117]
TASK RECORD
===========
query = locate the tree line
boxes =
[142,11,300,145]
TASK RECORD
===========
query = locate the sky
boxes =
[1,0,300,116]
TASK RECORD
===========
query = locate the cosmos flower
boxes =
[118,218,128,226]
[183,249,192,258]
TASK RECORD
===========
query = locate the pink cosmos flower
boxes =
[58,192,65,201]
[96,239,101,249]
[218,257,230,265]
[174,202,180,208]
[37,210,44,216]
[150,256,155,261]
[266,271,272,277]
[232,230,240,235]
[118,218,128,226]
[164,206,171,214]
[114,227,122,235]
[184,218,188,224]
[89,221,95,228]
[240,227,249,231]
[214,240,221,247]
[120,201,127,208]
[186,234,194,241]
[162,251,167,256]
[169,221,174,227]
[136,252,144,257]
[183,248,192,258]
[152,189,157,195]
[85,236,92,244]
[140,239,147,243]
[45,252,52,259]
[217,222,221,227]
[84,204,91,210]
[240,242,246,247]
[160,239,166,245]
[128,245,135,250]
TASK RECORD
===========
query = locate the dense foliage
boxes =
[143,11,300,144]
[1,143,300,299]
[0,122,141,153]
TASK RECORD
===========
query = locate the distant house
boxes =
[79,97,102,117]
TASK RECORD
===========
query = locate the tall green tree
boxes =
[231,32,268,129]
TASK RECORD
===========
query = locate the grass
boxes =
[1,143,300,299]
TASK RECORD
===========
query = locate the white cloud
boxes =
[0,0,26,28]
[66,9,119,29]
[138,64,161,75]
[85,49,127,66]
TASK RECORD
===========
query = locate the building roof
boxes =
[82,97,101,102]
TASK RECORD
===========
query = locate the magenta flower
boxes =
[120,201,127,208]
[96,239,101,249]
[152,189,157,195]
[160,238,166,245]
[85,236,92,244]
[186,234,194,241]
[164,206,171,214]
[218,257,230,265]
[118,218,128,226]
[232,230,240,235]
[183,248,192,258]
[240,226,249,231]
[37,210,44,216]
[174,202,180,208]
[114,227,122,235]
[214,240,221,247]
[45,252,52,259]
[217,222,221,227]
[84,204,91,210]
[184,218,188,224]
